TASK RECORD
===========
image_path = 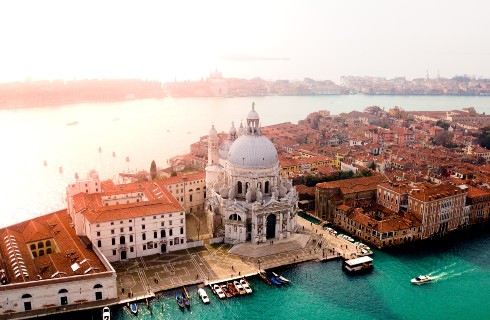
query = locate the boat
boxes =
[198,288,210,303]
[259,270,272,285]
[239,278,253,294]
[268,275,283,286]
[175,292,185,309]
[129,302,138,315]
[102,306,110,320]
[212,284,226,299]
[182,287,191,309]
[227,282,239,295]
[411,275,432,285]
[343,256,373,272]
[272,272,290,284]
[67,121,79,126]
[233,280,247,295]
[220,284,233,298]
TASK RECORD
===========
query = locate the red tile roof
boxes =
[0,210,107,285]
[74,180,185,224]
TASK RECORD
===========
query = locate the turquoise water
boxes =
[107,228,490,320]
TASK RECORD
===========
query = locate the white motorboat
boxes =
[198,288,210,303]
[240,278,253,294]
[212,284,226,299]
[102,306,110,320]
[411,275,432,285]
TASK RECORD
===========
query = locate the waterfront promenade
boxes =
[111,216,359,304]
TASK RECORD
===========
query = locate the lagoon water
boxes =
[1,94,490,228]
[1,94,490,319]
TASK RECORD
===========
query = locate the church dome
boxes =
[247,109,259,120]
[227,135,278,168]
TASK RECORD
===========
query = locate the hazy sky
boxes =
[1,0,489,83]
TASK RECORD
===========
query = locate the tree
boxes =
[433,131,453,148]
[477,126,490,149]
[150,160,157,180]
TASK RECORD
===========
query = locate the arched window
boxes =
[142,233,146,241]
[111,238,115,245]
[38,250,44,256]
[97,240,101,247]
[238,181,243,194]
[46,248,52,254]
[37,242,44,248]
[22,294,32,299]
[189,189,193,192]
[32,252,37,258]
[154,231,157,239]
[229,214,242,221]
[180,227,184,234]
[129,235,134,242]
[30,244,36,250]
[245,182,250,193]
[196,188,200,191]
[161,229,166,238]
[46,240,51,247]
[120,236,125,245]
[93,284,103,289]
[257,182,262,191]
[265,181,270,194]
[169,229,173,236]
[58,289,68,294]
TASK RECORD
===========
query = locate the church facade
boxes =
[205,103,298,245]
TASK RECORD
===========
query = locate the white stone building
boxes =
[0,210,117,314]
[205,104,299,244]
[69,179,187,262]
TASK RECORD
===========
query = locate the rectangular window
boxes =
[153,216,156,219]
[130,246,134,252]
[111,229,115,234]
[143,245,147,250]
[142,224,145,230]
[180,219,183,224]
[111,222,114,225]
[120,228,124,232]
[129,226,133,231]
[97,231,100,237]
[112,250,116,256]
[120,221,123,224]
[161,222,164,227]
[169,221,172,225]
[180,212,183,216]
[129,220,132,223]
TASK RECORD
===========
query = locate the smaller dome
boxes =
[247,110,259,120]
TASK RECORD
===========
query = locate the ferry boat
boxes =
[343,256,373,272]
[411,275,432,285]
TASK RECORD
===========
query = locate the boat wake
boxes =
[430,268,475,282]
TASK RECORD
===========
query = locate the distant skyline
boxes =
[2,0,490,83]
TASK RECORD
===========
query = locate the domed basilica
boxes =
[205,103,298,244]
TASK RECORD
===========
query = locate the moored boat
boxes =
[343,256,373,272]
[411,275,432,285]
[129,302,138,315]
[240,278,253,294]
[259,270,272,285]
[234,280,247,295]
[198,288,210,303]
[175,292,185,309]
[272,272,290,284]
[182,288,190,309]
[102,306,110,320]
[221,284,233,298]
[212,284,226,299]
[227,282,239,295]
